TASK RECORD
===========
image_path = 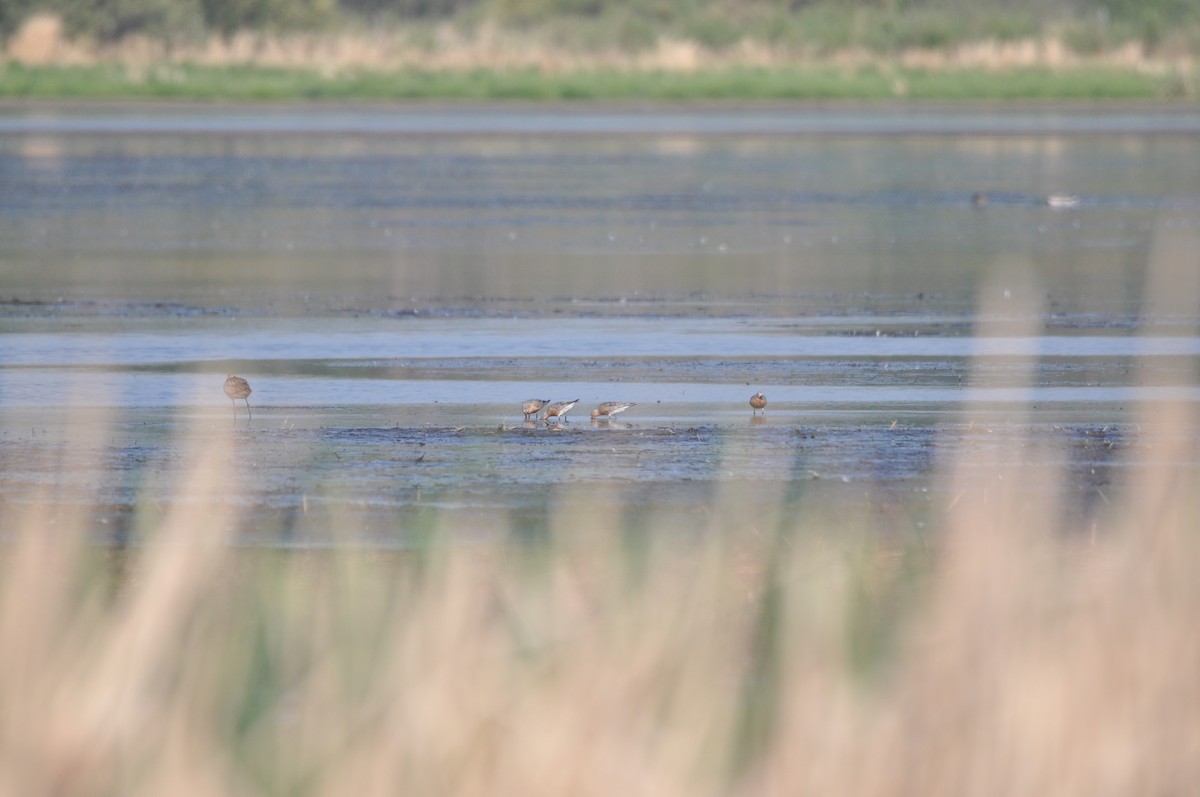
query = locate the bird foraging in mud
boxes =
[591,402,636,420]
[541,399,579,422]
[522,398,551,420]
[224,374,252,419]
[749,392,767,415]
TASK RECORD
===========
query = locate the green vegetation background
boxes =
[2,0,1199,100]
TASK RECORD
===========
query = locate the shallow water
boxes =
[1,102,1198,544]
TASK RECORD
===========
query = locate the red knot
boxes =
[591,402,636,420]
[522,398,551,420]
[541,399,579,422]
[749,392,767,414]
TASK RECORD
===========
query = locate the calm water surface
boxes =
[1,102,1198,544]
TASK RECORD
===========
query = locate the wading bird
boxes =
[522,398,551,420]
[591,402,636,420]
[749,392,767,415]
[224,374,252,419]
[541,399,579,422]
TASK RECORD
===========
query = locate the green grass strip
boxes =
[0,62,1184,101]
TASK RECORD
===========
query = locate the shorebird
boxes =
[522,398,551,420]
[591,402,636,420]
[541,399,579,422]
[224,374,252,419]
[1044,194,1080,209]
[749,392,767,415]
[971,192,989,208]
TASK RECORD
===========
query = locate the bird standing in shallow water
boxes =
[749,392,767,415]
[591,402,635,420]
[522,398,550,420]
[224,374,252,419]
[541,399,579,422]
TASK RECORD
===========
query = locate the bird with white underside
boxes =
[591,402,636,420]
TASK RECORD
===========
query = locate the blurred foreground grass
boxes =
[0,61,1179,100]
[2,389,1198,795]
[1,222,1198,796]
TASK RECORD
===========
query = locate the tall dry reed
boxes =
[3,390,1197,795]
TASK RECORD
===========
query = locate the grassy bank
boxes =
[0,61,1185,100]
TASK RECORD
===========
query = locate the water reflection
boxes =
[3,107,1199,315]
[591,419,635,430]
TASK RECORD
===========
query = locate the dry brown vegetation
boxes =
[3,404,1199,794]
[3,10,1194,76]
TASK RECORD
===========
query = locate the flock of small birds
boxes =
[223,375,767,422]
